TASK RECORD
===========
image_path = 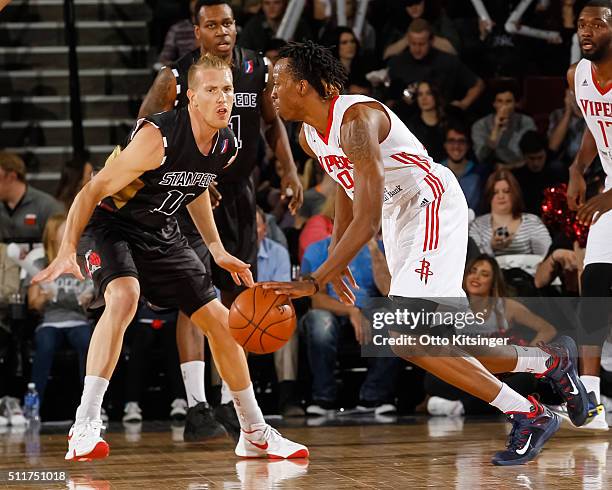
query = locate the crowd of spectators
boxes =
[1,0,611,425]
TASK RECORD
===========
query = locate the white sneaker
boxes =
[3,397,27,426]
[122,402,142,423]
[235,423,309,459]
[427,396,465,416]
[65,419,109,461]
[550,402,609,432]
[170,398,188,420]
[0,415,8,427]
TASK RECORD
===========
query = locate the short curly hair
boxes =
[278,41,348,99]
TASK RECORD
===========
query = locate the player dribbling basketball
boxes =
[264,41,590,465]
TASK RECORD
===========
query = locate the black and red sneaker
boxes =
[491,395,560,466]
[536,335,589,427]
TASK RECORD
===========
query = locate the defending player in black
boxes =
[138,0,303,440]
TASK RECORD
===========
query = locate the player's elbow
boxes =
[79,179,110,205]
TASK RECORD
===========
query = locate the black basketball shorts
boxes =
[175,177,258,293]
[78,208,217,317]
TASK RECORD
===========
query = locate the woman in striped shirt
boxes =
[469,169,551,256]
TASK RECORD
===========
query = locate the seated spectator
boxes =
[55,153,94,211]
[300,234,404,415]
[534,232,581,295]
[472,85,537,168]
[298,171,335,224]
[0,242,22,427]
[315,0,377,58]
[238,0,313,52]
[0,152,63,243]
[263,37,287,65]
[405,80,447,163]
[425,254,557,416]
[255,207,302,416]
[534,170,607,295]
[548,89,586,171]
[27,214,93,412]
[441,124,483,211]
[383,0,461,58]
[469,169,552,256]
[158,0,198,65]
[122,303,187,424]
[329,27,371,95]
[299,192,334,262]
[387,19,484,112]
[513,131,565,214]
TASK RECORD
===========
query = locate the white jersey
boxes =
[574,58,612,266]
[574,58,612,190]
[302,95,447,216]
[303,94,469,303]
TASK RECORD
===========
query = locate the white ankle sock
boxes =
[490,383,533,413]
[181,361,206,407]
[231,383,265,431]
[221,381,232,405]
[75,375,109,422]
[511,345,551,374]
[581,375,601,402]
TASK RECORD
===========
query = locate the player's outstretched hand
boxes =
[32,252,84,284]
[214,251,253,287]
[330,275,356,305]
[261,280,317,298]
[567,170,587,211]
[280,171,304,215]
[576,189,612,225]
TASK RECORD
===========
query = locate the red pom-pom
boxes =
[540,184,589,246]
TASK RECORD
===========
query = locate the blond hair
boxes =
[188,53,232,89]
[0,152,26,182]
[42,213,67,262]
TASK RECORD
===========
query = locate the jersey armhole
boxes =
[222,136,240,169]
[342,101,392,144]
[131,118,168,167]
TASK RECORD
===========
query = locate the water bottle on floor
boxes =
[24,383,40,423]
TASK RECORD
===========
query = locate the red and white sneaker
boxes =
[65,419,109,462]
[235,423,309,459]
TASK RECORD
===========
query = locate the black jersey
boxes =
[98,107,238,230]
[172,46,268,183]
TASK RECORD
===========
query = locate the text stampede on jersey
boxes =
[159,171,217,188]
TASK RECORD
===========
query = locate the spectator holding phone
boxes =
[469,169,551,257]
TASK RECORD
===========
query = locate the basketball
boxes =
[228,285,296,354]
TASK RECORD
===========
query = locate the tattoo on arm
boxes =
[342,116,379,165]
[138,68,177,118]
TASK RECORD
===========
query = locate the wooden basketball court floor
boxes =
[1,415,611,489]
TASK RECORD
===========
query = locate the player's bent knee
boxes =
[104,277,140,318]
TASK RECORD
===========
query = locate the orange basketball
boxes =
[228,286,296,354]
